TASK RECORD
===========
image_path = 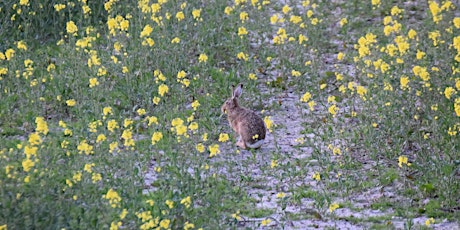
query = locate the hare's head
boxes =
[221,83,243,114]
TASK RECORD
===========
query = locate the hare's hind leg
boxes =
[236,135,246,149]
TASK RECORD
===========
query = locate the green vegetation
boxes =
[1,0,459,229]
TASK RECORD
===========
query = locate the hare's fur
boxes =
[221,84,266,149]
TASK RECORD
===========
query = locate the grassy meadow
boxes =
[1,0,460,229]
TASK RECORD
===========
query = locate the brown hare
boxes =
[221,83,266,149]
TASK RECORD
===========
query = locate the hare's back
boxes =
[240,109,266,141]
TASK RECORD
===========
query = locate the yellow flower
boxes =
[22,158,34,172]
[408,29,417,39]
[208,144,220,157]
[35,117,49,135]
[110,221,122,230]
[188,122,198,131]
[263,116,273,132]
[455,98,460,117]
[332,147,341,155]
[103,189,121,208]
[77,140,94,155]
[151,132,163,145]
[177,70,187,79]
[231,211,242,221]
[146,116,158,126]
[165,200,174,209]
[190,100,200,111]
[311,18,319,25]
[312,172,321,181]
[218,133,229,142]
[337,52,344,60]
[249,73,257,80]
[137,108,146,116]
[66,99,76,107]
[390,6,404,15]
[96,134,106,143]
[298,34,308,44]
[237,52,249,61]
[82,5,91,14]
[282,5,291,14]
[152,97,160,105]
[103,106,113,116]
[140,24,153,38]
[181,79,190,87]
[261,218,272,226]
[89,78,99,88]
[196,143,205,153]
[444,87,456,99]
[202,133,208,141]
[308,100,316,111]
[429,1,442,23]
[192,8,201,20]
[400,76,410,90]
[398,155,411,167]
[170,37,180,44]
[92,173,102,183]
[224,6,233,15]
[119,209,128,220]
[328,104,339,117]
[107,119,119,132]
[291,70,301,77]
[54,4,66,12]
[329,203,340,212]
[271,160,278,168]
[290,15,302,24]
[276,192,286,198]
[172,118,184,127]
[416,50,425,59]
[270,14,280,24]
[28,133,42,146]
[160,219,170,229]
[17,40,27,50]
[300,92,312,102]
[238,27,248,37]
[20,0,29,5]
[180,196,192,208]
[66,21,78,35]
[454,17,460,28]
[176,11,185,21]
[66,179,73,187]
[122,129,135,147]
[97,67,107,76]
[356,86,367,99]
[73,171,82,182]
[198,53,208,63]
[109,142,118,153]
[158,84,169,97]
[0,67,7,75]
[5,49,15,60]
[425,217,435,226]
[339,18,348,26]
[184,221,195,230]
[84,163,94,173]
[239,11,249,22]
[24,146,38,157]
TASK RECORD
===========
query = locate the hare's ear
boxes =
[233,83,243,99]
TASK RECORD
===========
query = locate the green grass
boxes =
[1,0,460,229]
